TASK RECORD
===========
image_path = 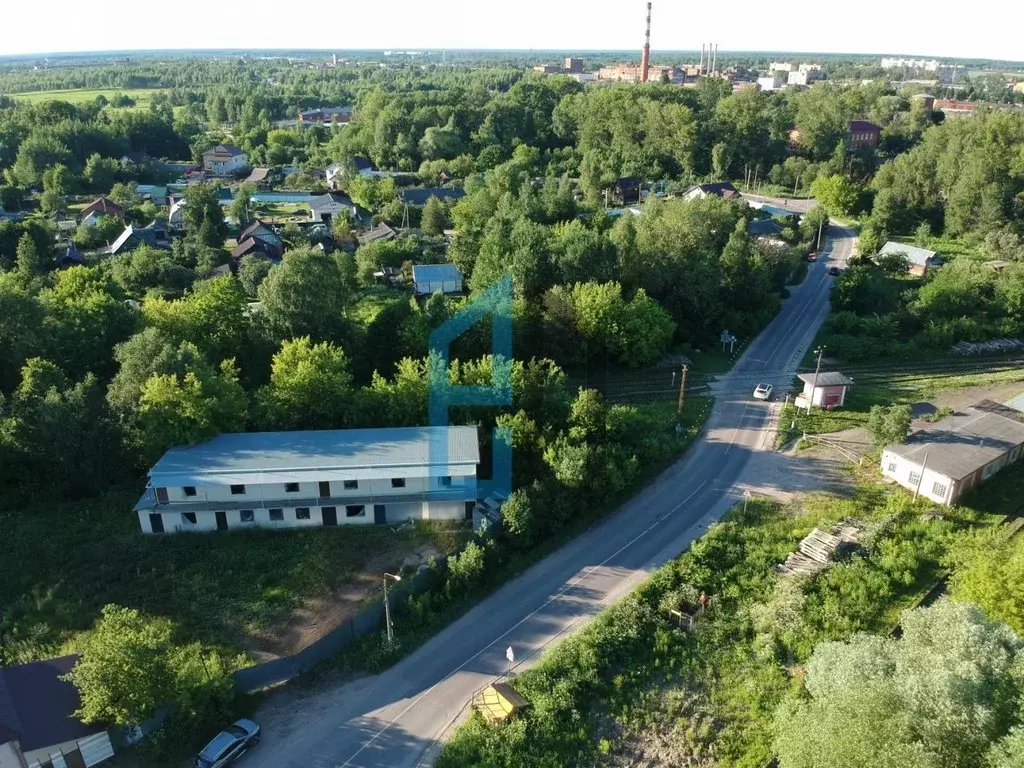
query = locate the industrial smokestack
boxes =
[699,44,705,73]
[711,43,718,76]
[641,2,652,83]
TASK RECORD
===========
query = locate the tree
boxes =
[39,266,136,378]
[773,601,1024,768]
[257,337,354,430]
[15,233,43,285]
[136,360,248,461]
[948,529,1024,635]
[142,277,250,363]
[8,358,117,495]
[866,404,912,448]
[108,182,138,208]
[810,174,860,217]
[238,254,273,296]
[83,153,120,192]
[64,605,176,727]
[230,183,255,227]
[107,329,207,424]
[421,195,447,236]
[0,278,43,392]
[182,183,228,248]
[258,248,351,343]
[876,251,910,275]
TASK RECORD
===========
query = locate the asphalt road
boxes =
[246,226,856,768]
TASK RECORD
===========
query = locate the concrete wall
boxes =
[0,742,28,768]
[139,497,472,534]
[881,450,955,504]
[157,472,474,505]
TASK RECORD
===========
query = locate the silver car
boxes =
[195,719,261,768]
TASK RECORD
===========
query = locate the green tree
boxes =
[421,195,448,236]
[107,329,208,424]
[866,404,912,448]
[15,233,43,285]
[83,153,120,192]
[109,182,138,208]
[183,183,228,248]
[258,248,351,343]
[137,360,248,461]
[810,174,860,217]
[142,276,249,363]
[257,337,354,430]
[0,277,44,392]
[238,255,273,296]
[773,601,1024,768]
[948,530,1024,635]
[64,605,176,727]
[230,183,255,227]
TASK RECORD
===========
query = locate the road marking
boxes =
[725,400,752,455]
[339,482,708,767]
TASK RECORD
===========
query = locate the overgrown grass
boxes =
[0,489,469,664]
[438,466,1017,768]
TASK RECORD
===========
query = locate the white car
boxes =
[753,383,773,401]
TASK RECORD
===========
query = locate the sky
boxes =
[2,0,1021,62]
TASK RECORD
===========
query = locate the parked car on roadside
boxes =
[195,720,261,768]
[806,252,818,262]
[828,266,841,276]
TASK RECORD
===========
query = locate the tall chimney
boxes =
[700,44,706,74]
[641,2,652,83]
[711,43,718,76]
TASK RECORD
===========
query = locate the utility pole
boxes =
[383,572,402,646]
[816,218,825,251]
[676,364,688,415]
[912,452,929,502]
[807,346,825,414]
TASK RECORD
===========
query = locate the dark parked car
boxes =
[806,252,818,262]
[196,719,261,768]
[828,266,841,276]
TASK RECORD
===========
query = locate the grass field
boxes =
[0,486,470,665]
[9,87,164,108]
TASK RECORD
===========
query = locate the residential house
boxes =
[357,222,397,247]
[168,198,187,230]
[106,221,171,256]
[374,265,404,288]
[231,237,280,264]
[55,244,85,270]
[242,167,275,189]
[413,264,464,296]
[878,241,942,277]
[881,400,1024,505]
[235,220,284,259]
[78,198,123,222]
[847,120,881,150]
[684,182,741,201]
[135,185,168,205]
[398,187,466,206]
[199,263,233,281]
[612,177,642,206]
[0,655,115,768]
[795,372,854,410]
[934,99,978,117]
[133,426,481,533]
[326,157,379,188]
[309,192,357,224]
[298,106,353,126]
[747,219,785,237]
[201,145,248,176]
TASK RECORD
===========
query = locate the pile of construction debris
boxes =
[775,519,863,576]
[952,338,1024,355]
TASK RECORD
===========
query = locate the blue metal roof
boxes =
[412,264,462,283]
[149,426,479,487]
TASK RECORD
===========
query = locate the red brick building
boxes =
[847,120,881,150]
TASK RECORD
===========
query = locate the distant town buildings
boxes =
[880,58,963,84]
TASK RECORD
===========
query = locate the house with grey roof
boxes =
[134,426,481,534]
[881,400,1024,505]
[309,192,356,224]
[412,264,463,296]
[356,222,397,247]
[0,655,115,768]
[201,145,248,176]
[106,221,171,256]
[796,371,854,409]
[878,241,943,276]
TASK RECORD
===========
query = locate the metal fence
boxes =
[231,561,441,693]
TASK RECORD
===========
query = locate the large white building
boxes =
[881,57,942,71]
[134,426,480,534]
[881,400,1024,506]
[201,145,248,175]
